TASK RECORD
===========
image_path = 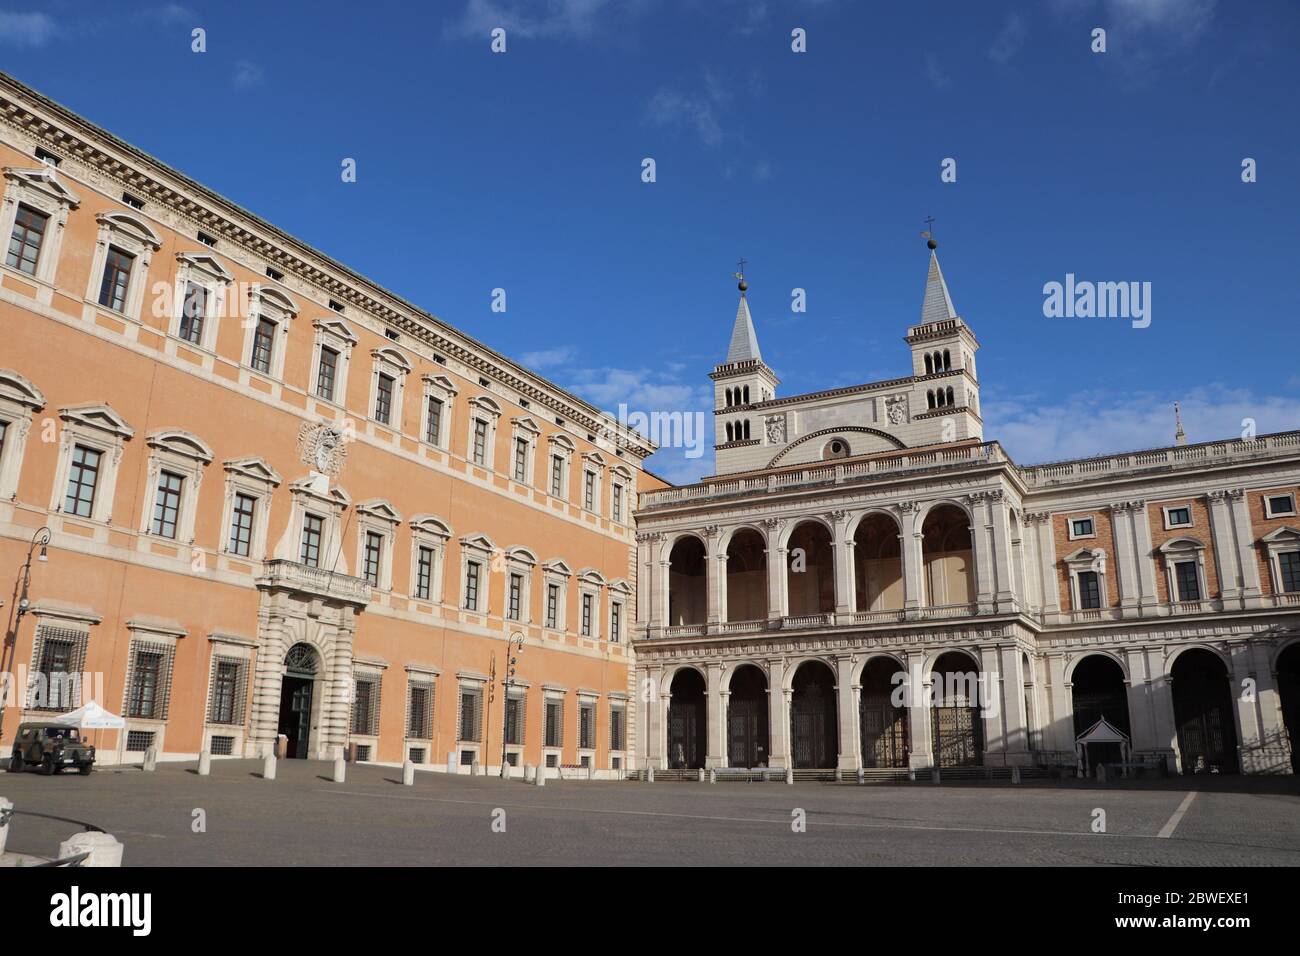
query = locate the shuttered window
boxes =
[27,625,89,711]
[578,701,595,750]
[124,640,176,720]
[544,697,564,748]
[505,688,526,745]
[610,705,626,751]
[207,657,248,725]
[457,685,483,743]
[351,673,382,735]
[406,680,434,739]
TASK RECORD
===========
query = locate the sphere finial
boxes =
[922,215,937,250]
[733,257,748,294]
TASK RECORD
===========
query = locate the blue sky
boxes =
[3,0,1298,483]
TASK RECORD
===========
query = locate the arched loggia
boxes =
[667,535,707,626]
[790,660,838,769]
[921,505,973,607]
[1171,649,1239,774]
[725,529,768,622]
[727,665,769,768]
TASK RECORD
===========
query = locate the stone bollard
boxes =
[333,754,346,783]
[198,750,211,776]
[535,765,546,787]
[931,768,941,784]
[447,751,457,774]
[1011,766,1021,785]
[523,763,534,783]
[647,766,654,783]
[908,769,916,782]
[60,831,123,867]
[785,768,793,785]
[402,760,415,786]
[697,768,705,783]
[142,746,157,772]
[263,751,277,781]
[471,759,480,777]
[0,796,11,855]
[709,768,716,784]
[857,767,865,785]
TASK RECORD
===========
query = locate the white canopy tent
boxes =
[54,700,126,730]
[1075,715,1130,779]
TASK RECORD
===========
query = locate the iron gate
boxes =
[860,694,909,768]
[931,704,983,767]
[727,694,769,767]
[667,696,705,769]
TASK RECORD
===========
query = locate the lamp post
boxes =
[1,526,52,745]
[499,631,525,778]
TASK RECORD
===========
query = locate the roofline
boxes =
[0,70,656,459]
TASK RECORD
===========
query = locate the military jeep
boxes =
[8,722,95,775]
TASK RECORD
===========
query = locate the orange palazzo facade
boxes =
[0,72,662,773]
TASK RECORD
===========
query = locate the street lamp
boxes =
[1,526,53,745]
[499,631,525,778]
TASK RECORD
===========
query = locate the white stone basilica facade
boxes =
[631,246,1300,776]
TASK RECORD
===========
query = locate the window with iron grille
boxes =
[612,483,623,522]
[300,513,324,567]
[124,641,175,720]
[545,583,559,629]
[579,701,595,750]
[355,744,372,761]
[504,689,526,745]
[583,471,596,511]
[126,730,155,752]
[151,470,184,538]
[207,657,247,725]
[6,203,47,274]
[457,686,483,742]
[581,593,593,636]
[98,247,133,311]
[229,492,256,556]
[179,281,206,344]
[1077,570,1101,610]
[544,698,564,748]
[425,396,443,445]
[409,747,426,764]
[363,531,383,587]
[374,372,394,425]
[415,546,435,600]
[64,444,101,517]
[464,560,481,611]
[209,735,234,756]
[351,674,381,735]
[610,706,626,751]
[1281,552,1300,593]
[507,573,522,621]
[513,437,528,482]
[27,625,88,711]
[1174,560,1201,602]
[316,345,338,400]
[472,419,488,466]
[406,680,434,739]
[550,454,565,497]
[250,316,276,373]
[610,601,622,643]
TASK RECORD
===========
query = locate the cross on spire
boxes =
[733,257,749,294]
[922,216,937,250]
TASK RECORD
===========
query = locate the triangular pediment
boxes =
[356,498,402,523]
[1261,526,1300,544]
[542,558,573,577]
[59,403,134,439]
[4,166,80,207]
[177,250,232,282]
[313,318,357,345]
[223,457,282,485]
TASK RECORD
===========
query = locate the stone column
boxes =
[656,552,672,631]
[899,504,924,613]
[989,491,1015,609]
[969,493,995,613]
[642,664,664,769]
[1252,640,1292,772]
[999,645,1031,765]
[1227,489,1264,606]
[905,649,933,769]
[705,661,725,768]
[705,527,723,628]
[764,518,787,623]
[1030,513,1060,616]
[1206,491,1241,606]
[1045,653,1073,756]
[1130,502,1159,611]
[835,654,860,771]
[1122,646,1158,760]
[1108,503,1139,610]
[979,645,1007,765]
[830,511,853,620]
[767,657,789,769]
[1145,647,1179,770]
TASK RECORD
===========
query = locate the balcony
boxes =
[255,559,372,606]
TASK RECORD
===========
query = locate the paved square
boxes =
[4,761,1300,866]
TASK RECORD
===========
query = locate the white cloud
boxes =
[447,0,620,41]
[519,346,577,369]
[645,85,725,148]
[987,14,1027,64]
[0,11,55,46]
[983,383,1300,466]
[232,61,263,89]
[923,52,949,90]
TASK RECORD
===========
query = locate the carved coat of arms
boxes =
[765,414,786,444]
[886,395,908,426]
[297,421,348,477]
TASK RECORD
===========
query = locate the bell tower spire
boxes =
[711,261,779,464]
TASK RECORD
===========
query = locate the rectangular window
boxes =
[508,572,522,621]
[208,658,244,725]
[513,437,529,482]
[363,531,383,587]
[415,546,435,600]
[127,649,164,719]
[250,316,276,373]
[6,204,48,275]
[316,346,338,401]
[504,695,523,746]
[228,492,256,556]
[425,396,443,445]
[458,688,482,743]
[151,470,184,538]
[610,707,626,751]
[550,454,564,497]
[612,483,623,522]
[300,513,324,567]
[1265,494,1297,518]
[33,632,82,711]
[1165,506,1192,528]
[545,583,559,629]
[1070,517,1094,539]
[1077,570,1101,610]
[472,419,488,466]
[64,444,101,518]
[374,372,394,425]
[610,601,621,643]
[584,471,596,511]
[407,683,433,739]
[1280,552,1300,594]
[350,676,379,735]
[98,247,134,311]
[581,592,593,636]
[464,560,481,611]
[1174,560,1201,602]
[544,699,563,748]
[579,702,595,750]
[179,281,207,344]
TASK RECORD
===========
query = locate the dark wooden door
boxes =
[667,696,705,769]
[728,694,769,768]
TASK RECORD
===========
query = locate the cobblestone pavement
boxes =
[4,760,1299,866]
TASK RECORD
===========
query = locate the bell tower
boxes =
[710,264,779,460]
